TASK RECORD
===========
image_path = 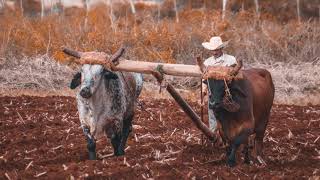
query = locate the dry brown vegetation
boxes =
[0,2,319,104]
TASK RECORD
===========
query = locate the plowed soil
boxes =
[0,96,319,179]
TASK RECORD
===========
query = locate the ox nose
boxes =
[80,87,92,98]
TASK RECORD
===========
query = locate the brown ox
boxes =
[214,68,275,167]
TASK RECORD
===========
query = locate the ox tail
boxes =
[255,68,275,101]
[134,73,144,98]
[261,69,275,102]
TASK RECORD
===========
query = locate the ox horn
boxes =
[228,59,243,77]
[62,47,82,59]
[233,59,243,74]
[110,46,125,64]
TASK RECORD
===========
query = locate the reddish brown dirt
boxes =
[0,96,319,179]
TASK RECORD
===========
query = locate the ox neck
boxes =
[87,76,123,108]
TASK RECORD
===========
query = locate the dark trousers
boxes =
[207,79,225,104]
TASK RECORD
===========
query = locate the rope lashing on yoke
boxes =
[62,46,125,71]
[202,59,243,81]
[80,52,122,70]
[154,64,166,93]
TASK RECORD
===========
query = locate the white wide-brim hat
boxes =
[202,36,229,50]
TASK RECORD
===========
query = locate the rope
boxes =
[154,64,165,93]
[200,79,204,122]
[224,79,232,99]
[120,72,135,103]
[200,78,204,145]
[223,78,234,108]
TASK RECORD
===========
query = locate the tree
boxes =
[174,0,179,22]
[83,0,90,30]
[20,0,23,14]
[222,0,228,20]
[254,0,260,17]
[41,0,44,18]
[128,0,136,14]
[296,0,300,22]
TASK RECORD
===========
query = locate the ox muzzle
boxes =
[80,86,92,99]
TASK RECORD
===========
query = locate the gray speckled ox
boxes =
[70,64,143,160]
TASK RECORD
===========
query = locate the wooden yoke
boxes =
[62,47,244,80]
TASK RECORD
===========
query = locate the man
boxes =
[202,36,239,131]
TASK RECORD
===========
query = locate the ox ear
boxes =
[103,69,118,80]
[70,72,81,89]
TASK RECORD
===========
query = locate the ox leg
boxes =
[82,126,97,160]
[255,115,270,165]
[118,115,134,156]
[255,134,264,158]
[255,135,268,166]
[227,130,251,167]
[226,145,232,157]
[227,144,239,167]
[242,142,250,164]
[111,133,122,156]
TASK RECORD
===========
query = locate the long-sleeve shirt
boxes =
[203,54,237,67]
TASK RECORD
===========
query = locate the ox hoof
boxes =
[227,159,237,167]
[88,152,97,160]
[244,158,250,164]
[114,150,125,156]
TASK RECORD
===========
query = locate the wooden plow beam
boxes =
[151,71,216,140]
[62,47,243,80]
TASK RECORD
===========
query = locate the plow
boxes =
[62,46,243,141]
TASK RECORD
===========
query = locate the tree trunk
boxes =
[129,0,136,14]
[222,0,227,20]
[41,0,45,19]
[296,0,301,22]
[84,0,89,30]
[254,0,260,17]
[107,0,115,32]
[50,0,54,14]
[20,0,23,14]
[174,0,179,23]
